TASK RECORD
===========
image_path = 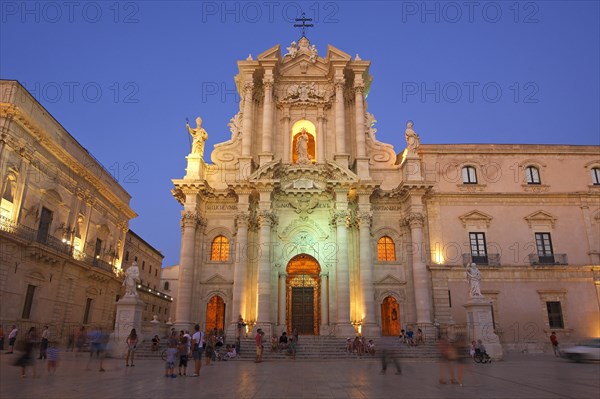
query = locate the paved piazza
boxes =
[1,351,598,399]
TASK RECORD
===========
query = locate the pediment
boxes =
[524,210,557,228]
[374,274,405,286]
[458,210,493,228]
[257,44,281,61]
[278,56,329,76]
[325,45,352,62]
[205,274,231,285]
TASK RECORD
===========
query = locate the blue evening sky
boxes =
[1,1,599,266]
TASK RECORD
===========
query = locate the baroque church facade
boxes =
[172,38,600,346]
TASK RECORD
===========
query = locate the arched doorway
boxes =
[381,296,400,336]
[287,254,321,335]
[205,295,225,334]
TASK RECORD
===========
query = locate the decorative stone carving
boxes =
[123,261,140,296]
[466,262,483,298]
[288,195,320,214]
[186,117,209,157]
[180,211,201,229]
[257,211,277,228]
[404,212,424,228]
[285,41,298,58]
[405,121,420,155]
[357,211,373,227]
[234,212,250,228]
[295,128,311,164]
[309,44,318,63]
[281,82,330,104]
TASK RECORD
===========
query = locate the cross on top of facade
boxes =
[294,12,314,38]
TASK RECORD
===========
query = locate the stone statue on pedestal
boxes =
[186,117,209,157]
[285,41,298,58]
[123,261,140,296]
[466,262,483,298]
[405,121,420,155]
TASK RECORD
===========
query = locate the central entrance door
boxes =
[286,254,321,335]
[292,286,314,334]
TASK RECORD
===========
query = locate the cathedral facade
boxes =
[172,38,600,345]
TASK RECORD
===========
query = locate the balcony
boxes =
[0,215,119,275]
[462,253,501,266]
[529,253,568,266]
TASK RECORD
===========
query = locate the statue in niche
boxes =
[295,128,311,164]
[123,261,140,296]
[405,120,420,154]
[186,117,209,157]
[466,262,483,298]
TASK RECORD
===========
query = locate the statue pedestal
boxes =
[400,152,422,181]
[464,297,503,360]
[185,154,205,179]
[111,295,145,357]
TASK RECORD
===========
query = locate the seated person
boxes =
[406,329,414,346]
[279,332,288,349]
[475,339,487,355]
[151,335,160,351]
[366,339,376,355]
[225,344,237,359]
[346,338,353,353]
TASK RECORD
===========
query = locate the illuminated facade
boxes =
[172,38,600,345]
[0,80,136,338]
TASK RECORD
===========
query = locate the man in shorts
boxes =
[255,329,264,363]
[190,324,204,377]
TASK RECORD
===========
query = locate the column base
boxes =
[335,323,358,338]
[238,156,253,180]
[258,153,274,166]
[334,154,350,168]
[360,323,381,338]
[355,157,371,179]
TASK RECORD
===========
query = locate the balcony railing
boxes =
[0,215,119,275]
[462,253,501,266]
[529,253,568,266]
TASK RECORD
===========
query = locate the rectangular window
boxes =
[462,166,477,184]
[94,238,103,264]
[83,298,93,324]
[36,207,53,244]
[469,232,488,264]
[535,232,555,264]
[21,284,36,319]
[448,290,452,308]
[142,261,145,270]
[546,301,564,329]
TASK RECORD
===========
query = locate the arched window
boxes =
[0,174,17,219]
[462,166,477,184]
[211,235,229,261]
[164,281,170,291]
[377,236,396,261]
[525,166,541,184]
[591,167,600,185]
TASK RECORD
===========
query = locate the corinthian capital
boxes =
[235,212,250,228]
[404,212,424,228]
[330,210,348,227]
[354,83,365,94]
[357,211,372,227]
[257,211,277,228]
[180,211,200,228]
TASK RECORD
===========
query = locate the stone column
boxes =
[317,107,325,163]
[174,211,199,331]
[358,210,378,337]
[354,83,370,178]
[332,208,355,336]
[241,82,254,157]
[259,77,274,165]
[334,77,348,167]
[405,212,432,324]
[229,212,249,337]
[282,108,291,163]
[278,272,287,328]
[320,273,328,328]
[256,210,275,337]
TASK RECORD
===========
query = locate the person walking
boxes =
[7,325,18,354]
[190,324,204,377]
[550,332,560,357]
[39,326,49,359]
[125,328,138,367]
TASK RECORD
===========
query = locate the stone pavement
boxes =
[1,350,598,399]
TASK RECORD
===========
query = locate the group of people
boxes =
[346,336,376,356]
[399,328,425,346]
[268,330,298,358]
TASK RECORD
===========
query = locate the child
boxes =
[178,336,188,376]
[165,339,178,378]
[47,342,59,375]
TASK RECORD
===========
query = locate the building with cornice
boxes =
[171,37,600,348]
[0,80,136,340]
